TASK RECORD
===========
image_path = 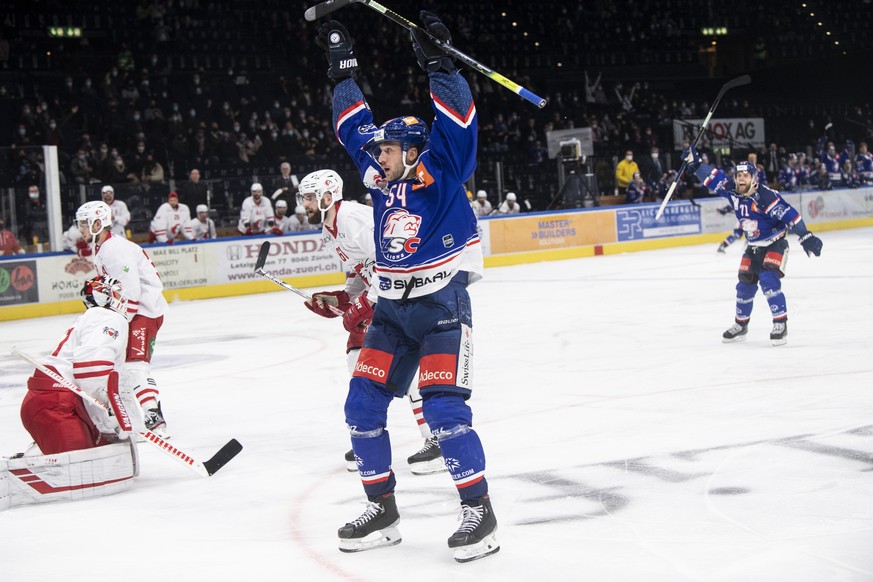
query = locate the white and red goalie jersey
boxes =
[40,306,130,434]
[322,200,377,301]
[94,233,168,320]
[150,202,191,243]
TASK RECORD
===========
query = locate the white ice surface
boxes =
[2,227,872,581]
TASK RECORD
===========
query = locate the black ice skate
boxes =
[144,402,170,438]
[448,495,500,563]
[770,319,788,346]
[716,242,727,253]
[722,322,748,343]
[344,448,357,472]
[407,436,447,475]
[338,493,402,553]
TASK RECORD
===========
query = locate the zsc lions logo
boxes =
[380,209,422,262]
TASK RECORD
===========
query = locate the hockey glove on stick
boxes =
[681,145,703,172]
[315,20,358,81]
[411,11,456,73]
[798,232,823,257]
[305,290,352,318]
[342,295,374,332]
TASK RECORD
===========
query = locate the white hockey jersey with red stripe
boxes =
[41,306,130,431]
[321,200,377,301]
[94,233,168,319]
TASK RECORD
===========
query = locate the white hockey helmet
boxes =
[276,199,288,209]
[297,170,343,222]
[506,192,517,201]
[81,275,128,317]
[76,200,113,235]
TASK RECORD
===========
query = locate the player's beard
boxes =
[307,209,321,225]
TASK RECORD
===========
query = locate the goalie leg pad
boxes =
[1,442,134,511]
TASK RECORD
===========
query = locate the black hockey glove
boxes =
[798,232,823,257]
[717,205,733,216]
[315,21,358,81]
[411,11,456,73]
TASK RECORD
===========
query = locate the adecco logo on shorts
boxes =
[352,348,392,383]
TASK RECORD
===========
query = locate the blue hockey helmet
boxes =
[369,116,430,157]
[735,161,758,179]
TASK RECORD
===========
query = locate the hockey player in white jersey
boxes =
[298,170,446,476]
[76,200,170,436]
[149,191,190,244]
[2,276,137,510]
[101,185,130,238]
[238,183,275,235]
[183,204,217,240]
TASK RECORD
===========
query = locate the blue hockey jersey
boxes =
[332,72,484,300]
[693,164,809,246]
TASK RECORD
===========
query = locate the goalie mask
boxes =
[297,170,343,223]
[367,116,430,180]
[81,275,128,317]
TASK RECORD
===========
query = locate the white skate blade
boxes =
[771,337,787,347]
[452,532,500,563]
[722,335,747,344]
[345,461,357,472]
[338,524,402,553]
[409,457,447,475]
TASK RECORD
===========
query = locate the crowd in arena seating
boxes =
[1,0,871,253]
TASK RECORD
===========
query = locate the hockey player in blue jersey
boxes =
[683,145,823,345]
[315,11,498,563]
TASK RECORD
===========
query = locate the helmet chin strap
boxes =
[399,148,420,181]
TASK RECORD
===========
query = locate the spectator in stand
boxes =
[1,215,25,255]
[625,172,648,204]
[473,190,493,217]
[183,204,217,240]
[639,146,666,192]
[178,168,209,208]
[101,186,131,238]
[271,162,299,203]
[23,184,49,245]
[140,151,165,185]
[238,183,275,235]
[149,192,190,244]
[497,192,521,215]
[615,149,639,195]
[363,193,373,207]
[271,200,294,234]
[70,148,96,185]
[855,142,873,184]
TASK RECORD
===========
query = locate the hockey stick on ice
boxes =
[654,74,751,221]
[253,241,345,315]
[10,346,242,478]
[304,0,547,109]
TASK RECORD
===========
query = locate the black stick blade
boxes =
[202,439,243,476]
[304,0,356,21]
[255,241,270,271]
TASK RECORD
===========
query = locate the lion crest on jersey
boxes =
[380,209,422,262]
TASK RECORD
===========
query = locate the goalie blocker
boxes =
[1,442,135,511]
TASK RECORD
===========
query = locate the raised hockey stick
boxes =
[654,74,751,221]
[10,346,242,478]
[254,241,345,315]
[304,0,547,109]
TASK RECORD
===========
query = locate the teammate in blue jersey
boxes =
[315,11,498,563]
[683,145,823,345]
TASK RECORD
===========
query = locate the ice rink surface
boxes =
[2,227,872,582]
